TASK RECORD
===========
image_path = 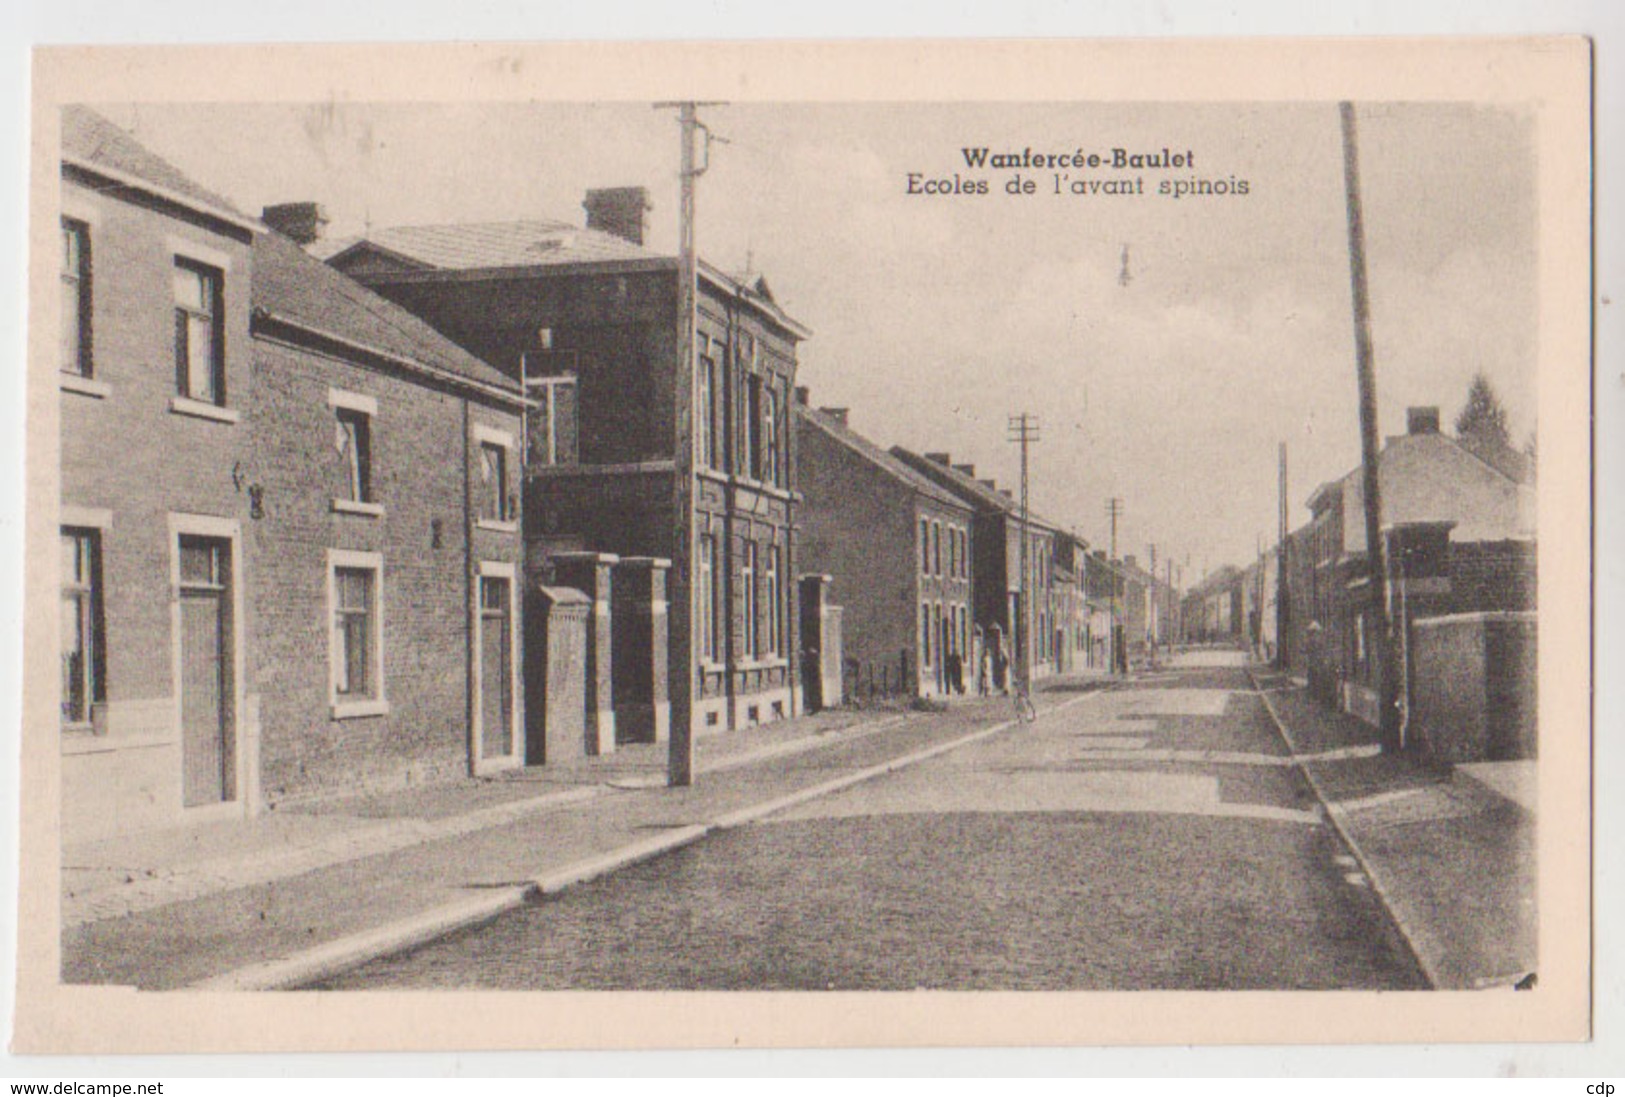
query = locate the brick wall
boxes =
[247,336,523,803]
[796,421,916,693]
[58,177,257,840]
[1448,539,1537,614]
[1410,612,1537,762]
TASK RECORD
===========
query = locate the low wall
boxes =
[1410,611,1536,763]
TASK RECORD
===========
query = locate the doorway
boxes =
[178,535,234,807]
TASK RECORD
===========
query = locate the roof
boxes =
[319,221,810,340]
[1453,431,1534,484]
[60,106,258,232]
[252,230,522,400]
[315,219,655,270]
[888,446,1063,531]
[795,406,970,512]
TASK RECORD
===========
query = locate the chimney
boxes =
[794,385,810,406]
[818,406,849,427]
[583,187,650,246]
[262,202,328,245]
[977,478,997,490]
[1125,554,1139,571]
[1407,406,1441,435]
[999,489,1013,500]
[953,463,976,477]
[926,452,951,466]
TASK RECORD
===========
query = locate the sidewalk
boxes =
[1248,664,1536,990]
[62,686,1096,991]
[62,705,908,928]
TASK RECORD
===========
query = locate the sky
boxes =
[91,100,1537,582]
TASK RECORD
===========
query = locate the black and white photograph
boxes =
[15,38,1593,1053]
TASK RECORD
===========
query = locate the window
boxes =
[696,349,717,469]
[330,554,384,715]
[525,375,577,467]
[335,408,372,503]
[741,541,758,657]
[764,543,781,657]
[761,385,781,485]
[932,521,942,576]
[921,603,933,667]
[920,519,931,574]
[479,441,514,523]
[174,259,224,405]
[745,375,763,479]
[60,529,103,726]
[697,533,718,662]
[61,219,90,377]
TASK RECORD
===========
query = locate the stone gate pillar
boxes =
[549,551,618,755]
[524,584,590,766]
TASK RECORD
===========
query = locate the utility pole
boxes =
[1105,496,1124,673]
[1340,101,1401,752]
[1007,413,1040,693]
[656,100,724,786]
[1277,441,1290,669]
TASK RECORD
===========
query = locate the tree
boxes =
[1455,372,1512,448]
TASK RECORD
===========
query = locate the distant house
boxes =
[889,448,1062,684]
[318,189,812,738]
[794,401,974,699]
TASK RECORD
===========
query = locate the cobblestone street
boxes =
[319,652,1427,991]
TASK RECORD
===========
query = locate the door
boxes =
[479,575,514,761]
[179,536,233,807]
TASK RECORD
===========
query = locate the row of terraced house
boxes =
[52,108,1175,843]
[1212,406,1538,763]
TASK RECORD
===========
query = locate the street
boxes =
[316,651,1427,991]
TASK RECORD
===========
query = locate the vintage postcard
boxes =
[15,38,1592,1053]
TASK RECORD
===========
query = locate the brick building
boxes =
[888,449,1061,685]
[57,107,265,842]
[1284,406,1537,727]
[247,229,528,804]
[794,401,974,699]
[53,109,530,842]
[318,190,810,738]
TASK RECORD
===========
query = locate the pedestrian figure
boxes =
[992,628,1010,694]
[947,648,964,696]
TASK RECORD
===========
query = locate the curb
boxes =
[1244,666,1440,990]
[68,712,915,929]
[186,689,1106,992]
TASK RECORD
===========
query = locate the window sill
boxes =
[332,499,385,518]
[332,698,390,720]
[737,656,788,671]
[60,374,111,399]
[169,397,240,424]
[476,518,519,534]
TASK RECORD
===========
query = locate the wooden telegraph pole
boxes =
[657,100,724,786]
[1007,413,1040,694]
[1339,101,1401,752]
[1105,496,1124,673]
[1277,441,1290,669]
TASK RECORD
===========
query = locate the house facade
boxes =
[319,190,811,739]
[794,401,974,699]
[1291,406,1537,728]
[54,109,530,843]
[57,107,264,842]
[247,230,528,805]
[889,448,1061,685]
